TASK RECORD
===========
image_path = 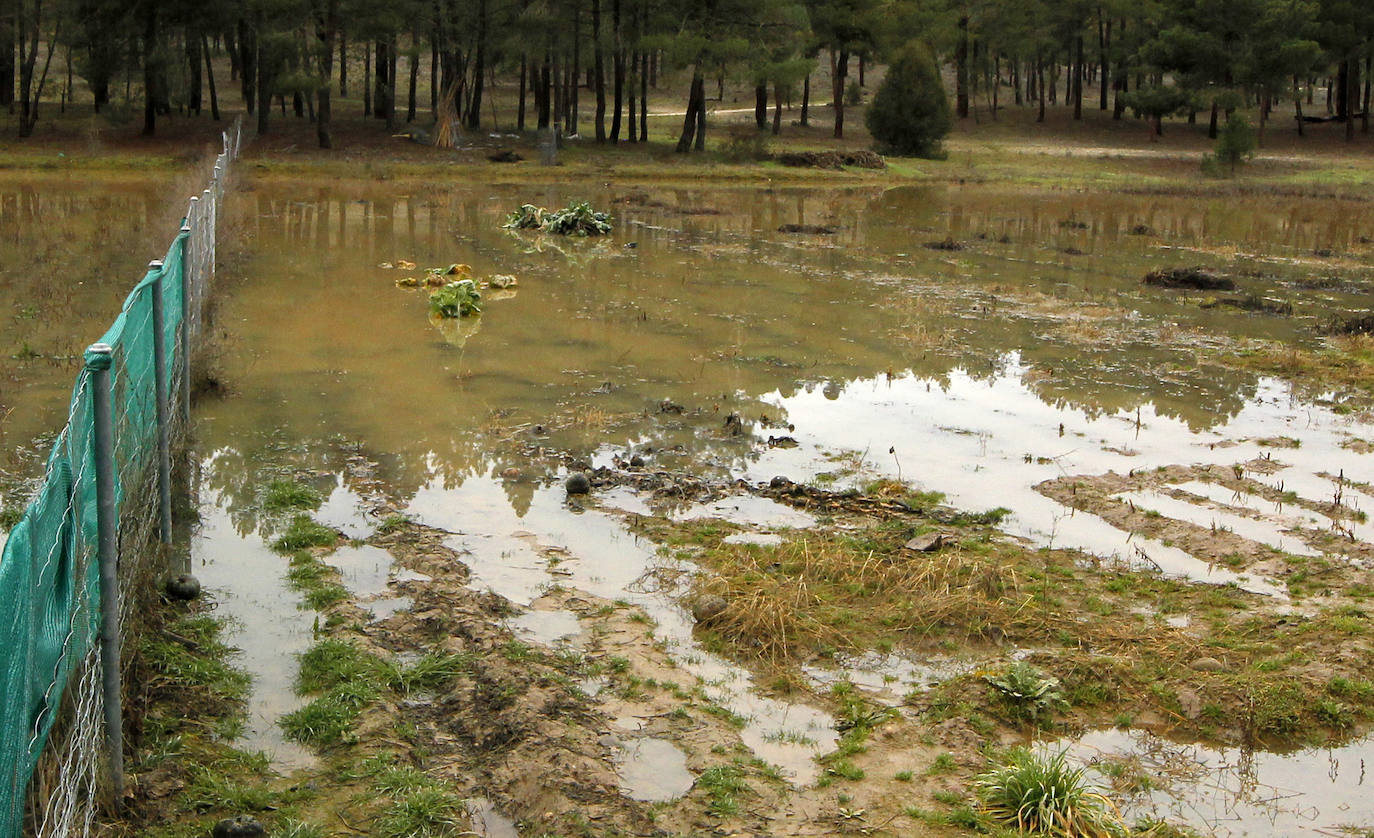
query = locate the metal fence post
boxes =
[180,208,195,425]
[85,342,124,803]
[149,262,173,546]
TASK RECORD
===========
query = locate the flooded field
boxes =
[5,175,1374,836]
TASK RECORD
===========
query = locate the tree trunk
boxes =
[676,68,702,152]
[638,50,647,141]
[831,49,847,139]
[955,16,969,118]
[256,15,270,135]
[0,9,16,111]
[627,53,637,141]
[538,57,550,128]
[407,35,418,122]
[203,34,220,119]
[339,33,347,96]
[1294,75,1305,137]
[1072,35,1083,120]
[1363,52,1371,134]
[430,36,438,115]
[187,34,203,115]
[772,80,781,135]
[1036,56,1045,123]
[1099,16,1109,110]
[142,2,158,135]
[801,72,809,125]
[1346,58,1357,142]
[466,0,485,129]
[610,0,623,141]
[315,0,336,148]
[363,43,371,115]
[239,19,256,114]
[518,55,527,130]
[1208,100,1218,138]
[593,0,605,141]
[754,82,766,129]
[571,0,580,135]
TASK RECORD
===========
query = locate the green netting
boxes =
[0,232,192,836]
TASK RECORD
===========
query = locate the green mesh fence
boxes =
[0,119,241,838]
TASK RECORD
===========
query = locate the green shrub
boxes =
[864,42,950,158]
[1210,116,1256,176]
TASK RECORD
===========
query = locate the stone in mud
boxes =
[658,399,685,414]
[903,533,947,552]
[691,594,728,623]
[923,236,963,251]
[565,473,592,495]
[1176,686,1203,719]
[1189,656,1226,672]
[164,574,201,601]
[629,455,645,468]
[1143,267,1236,291]
[723,413,745,436]
[211,816,265,838]
[487,149,523,163]
[768,476,792,490]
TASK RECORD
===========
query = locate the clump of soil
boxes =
[1201,295,1294,316]
[1144,266,1237,291]
[923,236,964,251]
[778,223,838,235]
[775,150,886,170]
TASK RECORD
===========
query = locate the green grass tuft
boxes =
[974,748,1125,837]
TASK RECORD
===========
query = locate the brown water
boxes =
[6,176,1374,820]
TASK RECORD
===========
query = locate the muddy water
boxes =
[9,177,1374,801]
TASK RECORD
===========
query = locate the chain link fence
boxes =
[0,117,243,838]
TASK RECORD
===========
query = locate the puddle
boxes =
[366,596,413,622]
[610,737,695,803]
[506,609,582,645]
[671,495,816,530]
[1115,490,1320,557]
[722,532,784,546]
[465,798,519,838]
[1048,728,1374,837]
[409,473,836,783]
[803,651,974,704]
[597,486,655,516]
[323,544,395,598]
[192,478,316,771]
[313,477,375,539]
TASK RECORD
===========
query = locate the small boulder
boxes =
[487,149,523,163]
[1144,267,1236,291]
[212,816,266,838]
[691,594,729,623]
[565,472,592,495]
[1189,656,1226,673]
[164,574,201,602]
[903,533,947,553]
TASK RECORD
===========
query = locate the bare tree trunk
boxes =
[772,80,781,134]
[638,50,647,141]
[1036,55,1045,123]
[676,67,701,152]
[187,34,203,115]
[571,0,580,135]
[593,0,605,141]
[339,33,347,96]
[955,15,969,118]
[407,34,418,122]
[1099,15,1109,110]
[202,34,220,120]
[315,0,337,148]
[363,43,371,115]
[1072,34,1083,120]
[518,55,527,130]
[1294,75,1305,137]
[754,82,766,129]
[801,72,809,125]
[142,2,158,134]
[465,0,485,129]
[627,52,637,141]
[831,48,847,138]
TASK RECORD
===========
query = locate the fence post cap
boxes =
[180,224,192,233]
[189,195,199,204]
[84,343,113,370]
[148,260,164,269]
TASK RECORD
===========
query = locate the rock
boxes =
[723,413,745,436]
[658,398,685,415]
[487,149,523,163]
[629,455,645,468]
[1143,267,1236,291]
[766,435,798,448]
[1129,224,1156,236]
[488,274,518,289]
[1190,656,1226,672]
[691,594,728,623]
[212,816,265,838]
[164,574,201,601]
[768,476,792,490]
[778,223,838,235]
[903,533,947,552]
[565,472,591,495]
[500,467,522,480]
[1176,687,1203,719]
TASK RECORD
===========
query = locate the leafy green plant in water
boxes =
[503,201,612,236]
[974,747,1126,837]
[261,479,322,513]
[272,515,338,552]
[984,661,1068,723]
[428,279,481,318]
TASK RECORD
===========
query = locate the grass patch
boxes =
[698,764,749,817]
[974,747,1125,837]
[273,515,339,552]
[261,479,323,513]
[376,787,467,838]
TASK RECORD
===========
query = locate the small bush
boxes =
[864,41,951,158]
[1206,116,1256,176]
[984,661,1068,723]
[975,748,1125,837]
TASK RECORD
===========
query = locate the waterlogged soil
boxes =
[9,175,1374,836]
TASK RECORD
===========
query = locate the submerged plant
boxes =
[428,279,482,318]
[974,747,1126,837]
[984,661,1068,723]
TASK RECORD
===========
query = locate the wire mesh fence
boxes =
[0,117,243,838]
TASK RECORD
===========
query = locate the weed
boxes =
[984,661,1068,724]
[262,479,323,513]
[376,787,466,838]
[273,515,338,551]
[698,764,748,816]
[928,753,957,774]
[974,747,1125,837]
[826,759,865,781]
[390,652,472,694]
[376,513,413,534]
[894,770,914,782]
[933,789,963,805]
